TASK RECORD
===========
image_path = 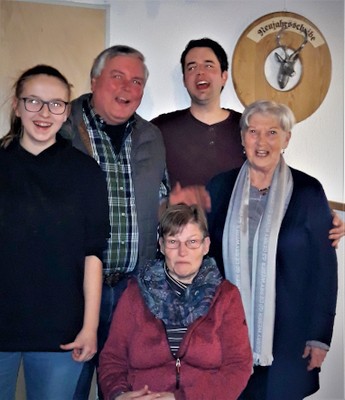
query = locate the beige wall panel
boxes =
[0,1,106,136]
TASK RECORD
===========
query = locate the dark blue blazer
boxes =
[207,167,338,399]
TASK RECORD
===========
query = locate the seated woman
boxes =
[207,100,338,400]
[98,204,252,400]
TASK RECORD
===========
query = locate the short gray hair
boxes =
[90,45,149,82]
[240,100,295,133]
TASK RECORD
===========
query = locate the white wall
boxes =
[103,0,344,206]
[15,1,345,399]
[31,0,344,204]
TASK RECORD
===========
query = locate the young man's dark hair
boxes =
[180,37,229,75]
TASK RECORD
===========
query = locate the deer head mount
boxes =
[274,28,308,89]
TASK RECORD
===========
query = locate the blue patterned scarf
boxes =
[138,258,223,327]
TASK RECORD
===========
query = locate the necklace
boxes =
[258,186,270,195]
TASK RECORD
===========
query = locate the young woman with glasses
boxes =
[98,203,252,400]
[0,65,110,400]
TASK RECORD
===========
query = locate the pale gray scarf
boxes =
[222,157,293,365]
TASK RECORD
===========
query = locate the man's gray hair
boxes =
[90,45,149,82]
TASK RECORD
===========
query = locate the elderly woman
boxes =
[98,204,252,400]
[207,100,338,400]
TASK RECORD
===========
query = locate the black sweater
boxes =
[0,135,109,351]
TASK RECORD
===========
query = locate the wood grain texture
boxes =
[232,12,332,122]
[0,0,106,136]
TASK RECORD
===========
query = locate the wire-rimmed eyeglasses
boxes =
[163,238,205,250]
[20,97,69,115]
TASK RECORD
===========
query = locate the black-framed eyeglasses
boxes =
[164,238,205,250]
[20,97,69,115]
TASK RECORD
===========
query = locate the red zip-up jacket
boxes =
[99,278,252,400]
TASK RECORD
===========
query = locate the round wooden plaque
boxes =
[231,11,332,122]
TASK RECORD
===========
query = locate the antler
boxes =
[290,29,308,60]
[276,27,288,55]
[276,27,308,59]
